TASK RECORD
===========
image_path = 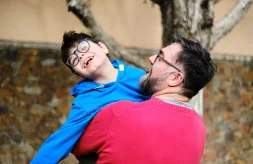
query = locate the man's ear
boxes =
[97,41,109,54]
[168,72,184,87]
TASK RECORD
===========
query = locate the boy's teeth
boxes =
[83,56,94,67]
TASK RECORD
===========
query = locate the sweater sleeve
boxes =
[71,103,115,157]
[30,103,98,164]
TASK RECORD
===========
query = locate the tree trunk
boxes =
[153,0,214,49]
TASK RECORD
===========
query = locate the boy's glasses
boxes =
[66,39,90,67]
[154,53,182,73]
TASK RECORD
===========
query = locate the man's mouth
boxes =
[83,56,94,67]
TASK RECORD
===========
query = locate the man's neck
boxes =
[153,91,190,103]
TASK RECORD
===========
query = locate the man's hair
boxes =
[61,31,98,73]
[170,34,216,98]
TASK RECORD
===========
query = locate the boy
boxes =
[30,31,149,164]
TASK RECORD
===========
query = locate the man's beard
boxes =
[139,72,169,95]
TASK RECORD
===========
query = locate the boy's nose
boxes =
[78,54,84,60]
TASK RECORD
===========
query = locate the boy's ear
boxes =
[97,41,109,54]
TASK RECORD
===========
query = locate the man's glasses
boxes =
[66,39,90,67]
[154,52,182,73]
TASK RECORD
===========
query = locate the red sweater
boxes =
[72,98,206,164]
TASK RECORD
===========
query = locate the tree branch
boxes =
[188,0,203,33]
[210,0,252,49]
[66,0,150,70]
[173,0,187,24]
[67,0,112,43]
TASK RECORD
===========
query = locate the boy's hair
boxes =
[61,31,98,73]
[171,34,216,98]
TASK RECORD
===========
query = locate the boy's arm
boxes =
[71,103,115,157]
[30,103,98,164]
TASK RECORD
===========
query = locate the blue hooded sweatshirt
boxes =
[30,60,149,164]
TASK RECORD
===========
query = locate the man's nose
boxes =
[149,55,157,64]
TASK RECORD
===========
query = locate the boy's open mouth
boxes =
[83,56,94,67]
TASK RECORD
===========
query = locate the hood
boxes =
[70,79,102,97]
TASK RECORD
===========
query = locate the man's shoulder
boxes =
[99,99,154,120]
[96,100,139,118]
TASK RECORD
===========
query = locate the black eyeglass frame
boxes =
[154,53,182,73]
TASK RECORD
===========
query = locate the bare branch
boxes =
[188,0,202,33]
[210,0,253,49]
[173,0,187,23]
[66,0,149,70]
[66,0,113,42]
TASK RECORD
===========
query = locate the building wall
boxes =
[0,0,253,56]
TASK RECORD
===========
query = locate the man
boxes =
[72,34,216,164]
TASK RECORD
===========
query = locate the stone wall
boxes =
[0,45,252,164]
[202,57,253,164]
